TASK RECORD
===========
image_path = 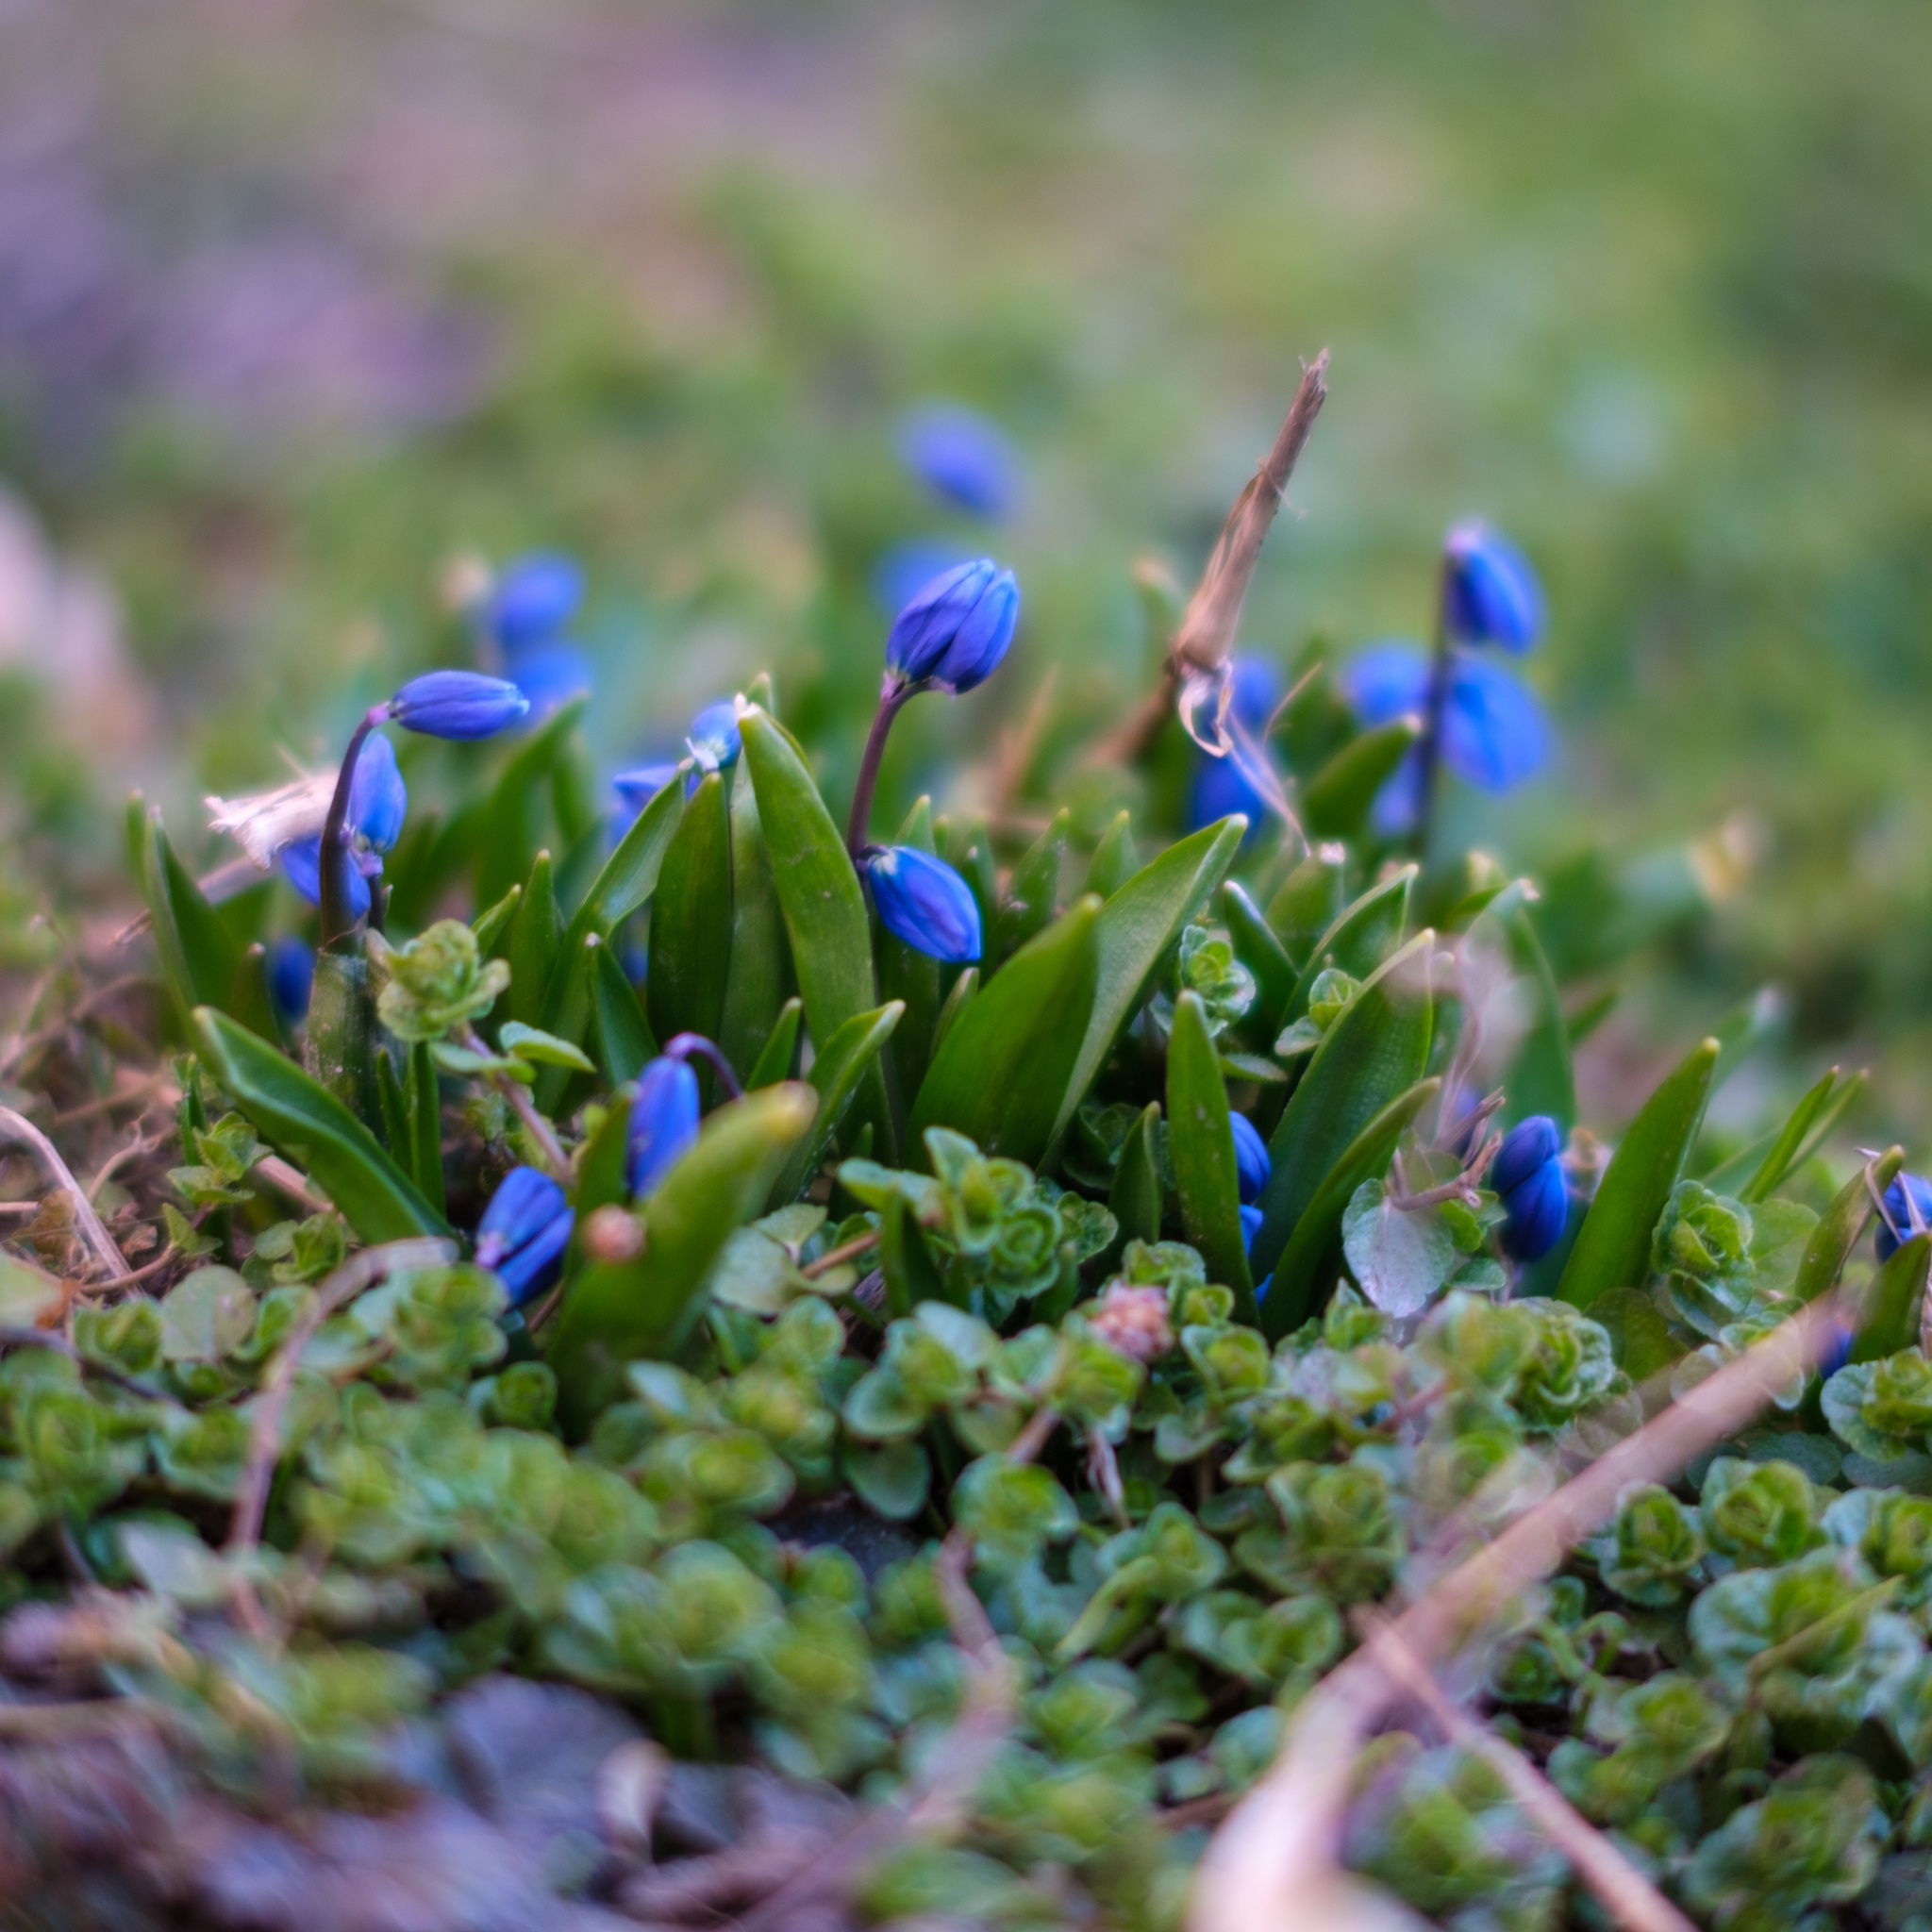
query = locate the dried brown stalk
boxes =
[0,1106,126,1280]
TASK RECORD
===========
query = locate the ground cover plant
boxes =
[3,365,1930,1932]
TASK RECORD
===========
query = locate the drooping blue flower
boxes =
[474,1165,575,1306]
[346,732,408,854]
[1341,641,1431,726]
[686,701,741,774]
[267,936,315,1024]
[628,1057,701,1198]
[1230,1111,1271,1208]
[1490,1115,1568,1261]
[871,537,978,617]
[883,558,1020,694]
[612,763,682,818]
[1187,658,1284,835]
[867,846,982,964]
[1877,1173,1932,1261]
[387,671,529,740]
[484,553,584,653]
[894,402,1021,520]
[1442,521,1544,653]
[502,642,592,719]
[1240,1204,1263,1254]
[280,836,371,921]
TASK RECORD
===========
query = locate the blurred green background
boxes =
[3,0,1931,1138]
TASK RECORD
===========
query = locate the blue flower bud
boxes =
[894,402,1020,520]
[866,846,982,964]
[1240,1203,1263,1254]
[281,836,370,921]
[1442,521,1543,653]
[628,1056,701,1198]
[485,552,583,652]
[1230,1111,1271,1208]
[346,732,408,854]
[883,558,1020,694]
[1341,641,1431,725]
[268,936,315,1024]
[1490,1116,1568,1262]
[501,642,592,718]
[686,701,741,774]
[474,1164,575,1306]
[871,537,977,616]
[612,763,682,818]
[387,671,529,741]
[1877,1174,1932,1261]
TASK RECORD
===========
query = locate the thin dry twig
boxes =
[799,1228,881,1279]
[0,1106,126,1279]
[252,1155,335,1217]
[86,1126,165,1203]
[1357,1608,1696,1932]
[456,1023,571,1178]
[1190,1292,1846,1932]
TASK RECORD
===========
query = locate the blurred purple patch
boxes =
[894,402,1022,519]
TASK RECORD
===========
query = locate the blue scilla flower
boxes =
[894,402,1021,520]
[1187,658,1284,835]
[484,552,583,653]
[867,846,982,964]
[502,642,592,719]
[1442,521,1544,654]
[884,558,1020,695]
[387,671,529,740]
[267,937,315,1025]
[612,763,682,819]
[346,732,407,854]
[1876,1173,1932,1261]
[1230,1111,1271,1208]
[1240,1204,1263,1254]
[686,701,741,774]
[1490,1115,1568,1262]
[474,1165,575,1306]
[628,1056,701,1198]
[281,836,369,920]
[871,537,978,618]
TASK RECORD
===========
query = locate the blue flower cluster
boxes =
[1490,1114,1569,1261]
[475,553,593,718]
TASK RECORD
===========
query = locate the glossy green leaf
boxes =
[471,882,522,958]
[949,813,998,942]
[990,809,1068,969]
[876,797,942,1100]
[1260,1076,1441,1339]
[769,1001,905,1208]
[500,1021,596,1072]
[1301,718,1419,840]
[880,1191,948,1317]
[1709,985,1788,1097]
[1252,928,1436,1297]
[571,762,689,941]
[1220,881,1296,1041]
[1108,1102,1164,1255]
[1168,988,1254,1314]
[504,849,562,1028]
[930,968,977,1058]
[1850,1231,1930,1366]
[572,1084,635,1224]
[1731,1069,1863,1206]
[531,930,601,1114]
[475,693,589,911]
[376,1043,410,1174]
[1557,1037,1719,1309]
[1792,1145,1905,1307]
[1282,865,1414,1029]
[1048,818,1246,1149]
[590,942,656,1086]
[192,1008,448,1242]
[1472,881,1574,1131]
[142,808,241,1026]
[649,769,732,1049]
[746,997,802,1090]
[1084,810,1138,900]
[227,942,281,1046]
[548,1083,816,1433]
[916,897,1101,1168]
[718,758,787,1084]
[408,1040,444,1217]
[1264,847,1346,971]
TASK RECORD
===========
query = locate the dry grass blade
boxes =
[0,1105,127,1280]
[1190,1291,1846,1932]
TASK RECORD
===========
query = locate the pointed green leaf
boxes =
[304,948,379,1128]
[916,898,1100,1168]
[948,814,998,941]
[769,1001,905,1208]
[1471,882,1574,1131]
[408,1040,444,1217]
[1084,810,1138,901]
[548,1083,817,1433]
[1851,1231,1929,1366]
[718,758,788,1084]
[500,1022,597,1073]
[572,1084,635,1224]
[1220,881,1296,1041]
[1253,928,1436,1307]
[1169,989,1256,1314]
[376,1044,410,1173]
[649,768,732,1048]
[747,998,803,1090]
[590,943,656,1086]
[1049,817,1246,1148]
[1264,847,1346,971]
[1738,1069,1863,1207]
[575,762,689,940]
[1262,1076,1442,1338]
[504,849,562,1028]
[531,929,602,1114]
[1108,1101,1165,1256]
[1282,865,1414,1029]
[880,1191,949,1317]
[1301,718,1420,840]
[990,809,1068,969]
[192,1008,448,1242]
[1793,1146,1905,1307]
[475,693,589,910]
[471,882,522,958]
[1557,1036,1719,1309]
[227,942,282,1046]
[930,968,977,1058]
[142,809,242,1025]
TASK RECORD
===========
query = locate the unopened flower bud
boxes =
[583,1203,646,1263]
[883,558,1020,694]
[1089,1282,1174,1364]
[627,1057,700,1197]
[1229,1112,1270,1208]
[387,671,529,741]
[1442,520,1544,653]
[474,1165,574,1305]
[866,845,981,964]
[1490,1115,1568,1262]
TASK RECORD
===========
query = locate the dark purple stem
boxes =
[846,679,923,860]
[318,708,385,949]
[662,1032,744,1100]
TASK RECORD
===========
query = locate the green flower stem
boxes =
[319,708,382,950]
[455,1022,570,1178]
[845,679,923,860]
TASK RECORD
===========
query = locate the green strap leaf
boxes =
[914,898,1101,1168]
[1048,817,1246,1149]
[1108,1101,1164,1257]
[648,768,733,1049]
[877,797,943,1102]
[1252,928,1437,1294]
[575,762,689,939]
[989,809,1068,970]
[1084,810,1138,900]
[769,1001,905,1208]
[1167,988,1255,1316]
[590,942,656,1086]
[1850,1229,1929,1365]
[1301,718,1420,840]
[1263,847,1347,974]
[504,849,563,1028]
[1220,880,1296,1041]
[193,1008,448,1242]
[304,948,380,1129]
[227,942,282,1046]
[718,758,788,1084]
[472,882,522,958]
[531,930,602,1115]
[1737,1068,1863,1206]
[572,1083,635,1223]
[548,1083,817,1433]
[142,808,241,1026]
[408,1040,444,1217]
[1261,1076,1441,1338]
[1282,864,1414,1029]
[930,968,977,1059]
[746,998,803,1090]
[1793,1146,1905,1307]
[1557,1036,1720,1309]
[475,693,589,911]
[879,1191,948,1316]
[1471,882,1574,1131]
